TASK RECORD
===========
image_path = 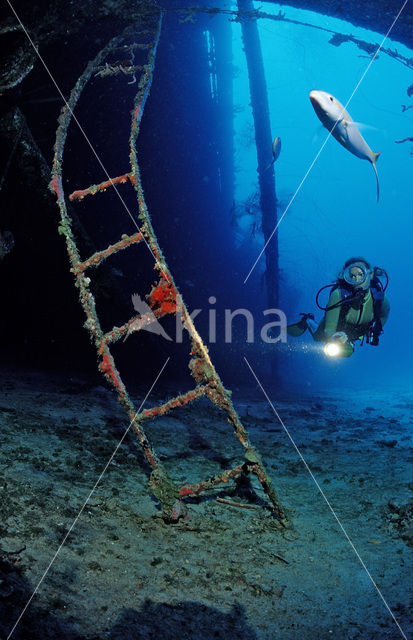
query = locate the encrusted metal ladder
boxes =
[50,10,287,526]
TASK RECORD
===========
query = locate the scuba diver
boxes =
[287,257,390,358]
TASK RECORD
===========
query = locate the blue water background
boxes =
[61,4,413,392]
[230,3,413,391]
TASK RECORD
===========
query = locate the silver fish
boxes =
[266,136,281,170]
[309,90,380,201]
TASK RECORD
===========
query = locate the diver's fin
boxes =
[287,313,313,337]
[287,322,307,337]
[372,151,380,202]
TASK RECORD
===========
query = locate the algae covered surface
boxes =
[0,368,411,639]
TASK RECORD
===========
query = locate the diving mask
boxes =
[342,263,370,287]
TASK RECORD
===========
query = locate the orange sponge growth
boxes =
[148,278,177,315]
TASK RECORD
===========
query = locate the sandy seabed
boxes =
[0,368,412,640]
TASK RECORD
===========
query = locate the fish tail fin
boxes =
[265,159,275,171]
[372,152,380,202]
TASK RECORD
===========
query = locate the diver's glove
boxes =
[331,331,349,344]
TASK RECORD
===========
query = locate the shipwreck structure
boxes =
[49,9,288,526]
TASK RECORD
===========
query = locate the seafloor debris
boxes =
[385,499,413,547]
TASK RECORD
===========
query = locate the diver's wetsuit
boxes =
[310,287,390,342]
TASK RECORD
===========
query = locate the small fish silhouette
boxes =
[265,136,282,170]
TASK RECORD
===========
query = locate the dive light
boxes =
[323,333,354,358]
[324,341,342,357]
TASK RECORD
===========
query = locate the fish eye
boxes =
[329,96,334,102]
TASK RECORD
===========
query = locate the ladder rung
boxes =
[128,42,153,50]
[94,63,145,78]
[76,232,143,271]
[110,38,155,52]
[134,386,208,423]
[101,308,166,345]
[112,38,154,50]
[69,172,135,201]
[178,464,246,497]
